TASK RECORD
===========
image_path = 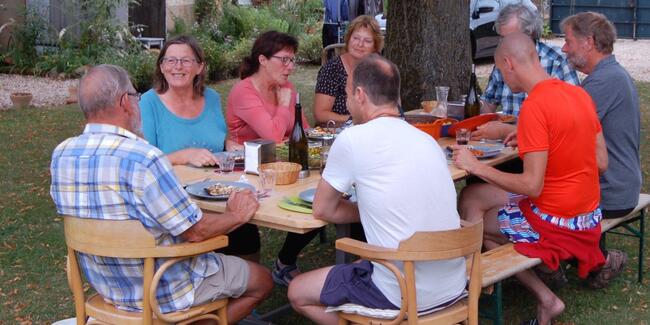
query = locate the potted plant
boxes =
[10,92,33,109]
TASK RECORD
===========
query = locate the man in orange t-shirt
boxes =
[452,33,608,325]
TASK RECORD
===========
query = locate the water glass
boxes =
[433,86,449,118]
[258,169,277,195]
[456,128,471,145]
[218,152,235,174]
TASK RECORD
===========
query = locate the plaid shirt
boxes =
[482,41,580,116]
[50,123,219,313]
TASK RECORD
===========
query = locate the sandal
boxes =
[272,259,299,287]
[534,265,568,290]
[587,249,628,289]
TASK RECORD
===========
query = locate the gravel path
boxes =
[1,37,649,109]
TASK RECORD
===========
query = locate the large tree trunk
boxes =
[385,0,472,111]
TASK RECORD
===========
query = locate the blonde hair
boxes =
[344,15,384,53]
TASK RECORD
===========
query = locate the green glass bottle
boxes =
[288,93,309,171]
[464,64,481,119]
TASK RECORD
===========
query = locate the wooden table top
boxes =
[175,138,518,234]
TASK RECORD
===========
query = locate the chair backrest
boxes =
[398,221,483,325]
[321,43,346,65]
[63,216,229,325]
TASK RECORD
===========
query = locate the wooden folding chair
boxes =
[321,43,346,65]
[64,216,229,325]
[335,221,483,325]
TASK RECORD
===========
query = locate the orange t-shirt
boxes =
[517,79,602,217]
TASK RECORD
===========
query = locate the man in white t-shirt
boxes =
[287,54,467,324]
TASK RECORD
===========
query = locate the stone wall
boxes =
[166,0,194,33]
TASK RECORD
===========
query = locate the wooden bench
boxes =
[479,193,650,325]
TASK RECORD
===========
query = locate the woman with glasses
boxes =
[140,35,261,262]
[227,31,317,286]
[226,31,309,144]
[140,35,238,168]
[313,15,383,124]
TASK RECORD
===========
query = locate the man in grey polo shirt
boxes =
[561,12,642,289]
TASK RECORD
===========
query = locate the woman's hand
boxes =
[277,87,293,107]
[167,148,219,167]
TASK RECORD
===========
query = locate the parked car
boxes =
[375,0,537,60]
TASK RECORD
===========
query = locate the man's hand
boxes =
[504,130,518,147]
[225,189,259,224]
[452,145,481,174]
[470,121,515,141]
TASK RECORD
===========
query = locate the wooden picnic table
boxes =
[174,137,518,234]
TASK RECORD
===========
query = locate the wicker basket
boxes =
[259,162,302,185]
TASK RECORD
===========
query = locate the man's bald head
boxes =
[79,64,133,119]
[495,31,538,67]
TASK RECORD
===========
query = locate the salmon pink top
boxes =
[226,77,309,144]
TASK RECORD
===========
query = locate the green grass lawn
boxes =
[1,65,650,324]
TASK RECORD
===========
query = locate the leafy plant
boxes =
[297,29,322,64]
[5,7,49,70]
[542,23,553,39]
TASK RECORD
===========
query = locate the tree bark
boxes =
[385,0,472,111]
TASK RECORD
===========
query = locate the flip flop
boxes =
[520,318,539,325]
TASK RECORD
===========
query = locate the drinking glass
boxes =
[456,128,471,145]
[320,149,329,175]
[433,86,449,118]
[258,168,277,195]
[218,152,235,174]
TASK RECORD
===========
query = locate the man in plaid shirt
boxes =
[473,4,580,141]
[50,65,272,321]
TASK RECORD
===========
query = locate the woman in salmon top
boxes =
[226,31,317,286]
[227,31,309,144]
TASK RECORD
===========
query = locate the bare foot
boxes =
[536,296,565,325]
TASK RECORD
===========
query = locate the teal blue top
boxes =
[140,88,227,154]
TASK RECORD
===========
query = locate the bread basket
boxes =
[259,162,302,185]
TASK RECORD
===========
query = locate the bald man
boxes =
[453,33,608,325]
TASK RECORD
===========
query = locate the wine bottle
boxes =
[288,93,309,172]
[464,64,481,119]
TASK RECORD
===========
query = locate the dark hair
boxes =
[352,54,400,106]
[240,31,299,79]
[560,12,616,54]
[153,35,206,97]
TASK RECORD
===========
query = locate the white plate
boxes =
[299,188,317,203]
[185,180,255,200]
[299,187,357,203]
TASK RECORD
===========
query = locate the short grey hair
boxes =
[78,64,133,118]
[495,3,543,40]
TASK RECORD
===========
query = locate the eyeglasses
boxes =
[125,91,141,101]
[271,56,296,66]
[160,57,198,67]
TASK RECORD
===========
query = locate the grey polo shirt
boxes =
[582,55,642,210]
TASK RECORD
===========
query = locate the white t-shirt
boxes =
[323,117,467,310]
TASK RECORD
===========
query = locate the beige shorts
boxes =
[193,253,250,305]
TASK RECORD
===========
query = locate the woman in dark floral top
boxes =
[313,15,384,124]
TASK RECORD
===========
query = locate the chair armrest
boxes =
[335,238,402,260]
[148,235,228,258]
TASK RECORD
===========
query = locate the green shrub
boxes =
[100,49,158,92]
[298,30,322,64]
[222,38,254,77]
[169,15,190,38]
